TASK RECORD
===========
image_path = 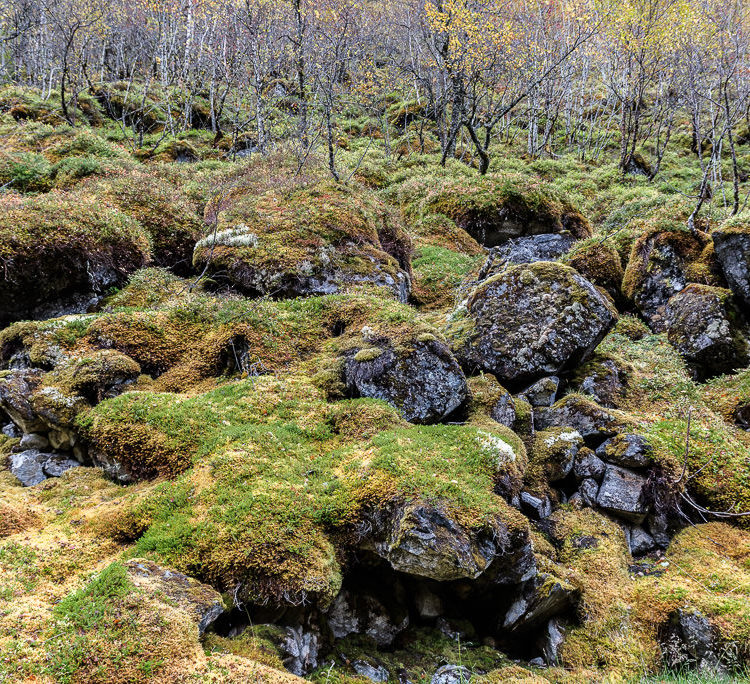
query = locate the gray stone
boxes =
[344,338,468,424]
[42,453,81,478]
[518,376,560,407]
[596,465,650,523]
[534,396,623,444]
[662,609,724,674]
[573,450,606,482]
[352,661,389,682]
[533,428,583,481]
[596,434,653,469]
[9,449,47,486]
[628,527,656,555]
[456,262,617,385]
[712,227,750,308]
[502,574,578,633]
[647,513,671,549]
[327,588,408,647]
[489,392,516,428]
[0,370,46,433]
[430,664,472,684]
[572,359,626,408]
[520,492,553,520]
[282,626,320,676]
[578,478,600,507]
[665,284,749,379]
[539,618,565,666]
[367,503,535,584]
[19,432,50,450]
[2,422,22,438]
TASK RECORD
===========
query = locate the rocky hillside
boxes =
[1,88,750,684]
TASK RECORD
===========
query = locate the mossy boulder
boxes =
[622,228,721,332]
[563,238,625,305]
[453,262,617,386]
[90,172,204,274]
[193,181,412,301]
[0,192,150,326]
[665,284,750,379]
[533,394,629,445]
[343,335,468,424]
[422,175,591,247]
[712,216,750,309]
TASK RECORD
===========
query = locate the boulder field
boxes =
[2,168,750,683]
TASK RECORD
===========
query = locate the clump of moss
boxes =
[563,238,624,304]
[418,173,592,246]
[89,172,204,272]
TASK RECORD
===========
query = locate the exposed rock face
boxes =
[352,661,389,682]
[502,573,578,633]
[344,337,468,424]
[596,465,650,523]
[124,559,225,636]
[326,588,409,647]
[712,225,750,308]
[281,626,320,676]
[0,370,46,433]
[366,502,535,584]
[661,609,725,674]
[539,618,566,665]
[595,434,652,469]
[623,230,718,332]
[457,262,617,386]
[489,390,516,428]
[573,449,606,482]
[476,234,576,282]
[665,285,749,379]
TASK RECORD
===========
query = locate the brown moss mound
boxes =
[0,192,150,326]
[194,181,413,300]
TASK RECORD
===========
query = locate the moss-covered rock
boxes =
[420,175,591,247]
[453,262,617,386]
[711,214,750,309]
[622,228,722,332]
[0,192,150,325]
[89,172,204,273]
[563,238,625,305]
[193,181,412,301]
[665,284,750,379]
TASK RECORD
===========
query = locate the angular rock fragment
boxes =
[431,665,472,684]
[326,588,409,647]
[124,559,225,635]
[538,618,566,666]
[520,492,553,520]
[596,465,650,523]
[456,262,617,385]
[573,449,605,482]
[628,526,656,555]
[9,449,47,486]
[366,502,535,584]
[489,391,516,428]
[352,661,389,682]
[534,395,624,445]
[41,453,80,478]
[661,609,725,674]
[502,573,578,633]
[712,222,750,308]
[531,428,583,482]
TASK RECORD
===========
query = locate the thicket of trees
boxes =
[0,0,748,207]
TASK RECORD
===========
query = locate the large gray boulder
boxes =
[9,449,47,486]
[665,284,749,379]
[344,336,468,424]
[712,224,750,309]
[455,262,617,385]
